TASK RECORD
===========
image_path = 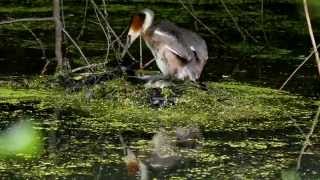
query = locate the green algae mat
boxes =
[0,78,318,179]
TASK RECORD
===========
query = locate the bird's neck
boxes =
[142,11,154,33]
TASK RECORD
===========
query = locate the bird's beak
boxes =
[121,35,131,58]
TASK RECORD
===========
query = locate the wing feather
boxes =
[151,21,207,62]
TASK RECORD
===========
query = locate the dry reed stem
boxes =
[62,28,92,69]
[296,105,320,170]
[0,17,54,25]
[279,43,320,90]
[92,8,112,64]
[303,0,320,76]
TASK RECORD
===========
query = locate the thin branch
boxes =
[143,58,155,69]
[62,28,92,68]
[279,43,320,90]
[219,0,246,42]
[139,36,143,69]
[243,28,258,43]
[61,0,66,28]
[178,0,226,46]
[77,0,89,40]
[72,62,108,73]
[0,17,54,25]
[92,8,111,63]
[297,105,320,170]
[101,0,109,17]
[110,25,129,47]
[89,0,137,62]
[260,0,269,43]
[303,0,320,76]
[21,24,47,60]
[20,24,49,74]
[288,116,307,139]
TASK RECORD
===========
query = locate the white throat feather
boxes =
[141,9,154,32]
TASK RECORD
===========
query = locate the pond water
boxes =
[0,1,320,179]
[0,100,316,179]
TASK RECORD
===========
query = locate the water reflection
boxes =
[0,101,319,179]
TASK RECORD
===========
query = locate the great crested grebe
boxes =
[122,9,208,82]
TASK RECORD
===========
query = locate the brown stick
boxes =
[53,0,64,72]
[303,0,320,76]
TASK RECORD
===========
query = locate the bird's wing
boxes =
[152,21,208,62]
[151,21,195,62]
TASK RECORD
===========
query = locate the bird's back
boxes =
[149,21,208,62]
[144,20,208,81]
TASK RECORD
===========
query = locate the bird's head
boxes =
[122,9,154,57]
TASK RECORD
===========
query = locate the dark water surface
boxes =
[0,99,318,179]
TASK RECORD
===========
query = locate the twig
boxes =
[303,0,320,76]
[139,36,143,69]
[260,0,269,43]
[72,62,108,73]
[110,25,129,47]
[61,0,66,28]
[77,0,89,40]
[21,24,47,60]
[62,28,92,68]
[296,105,320,170]
[219,0,246,42]
[143,58,155,69]
[0,17,54,25]
[20,24,49,74]
[221,1,258,43]
[243,28,258,43]
[279,43,320,90]
[92,8,111,63]
[101,0,109,17]
[288,116,307,139]
[178,0,226,46]
[89,0,137,62]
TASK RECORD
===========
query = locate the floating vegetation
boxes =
[0,77,317,178]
